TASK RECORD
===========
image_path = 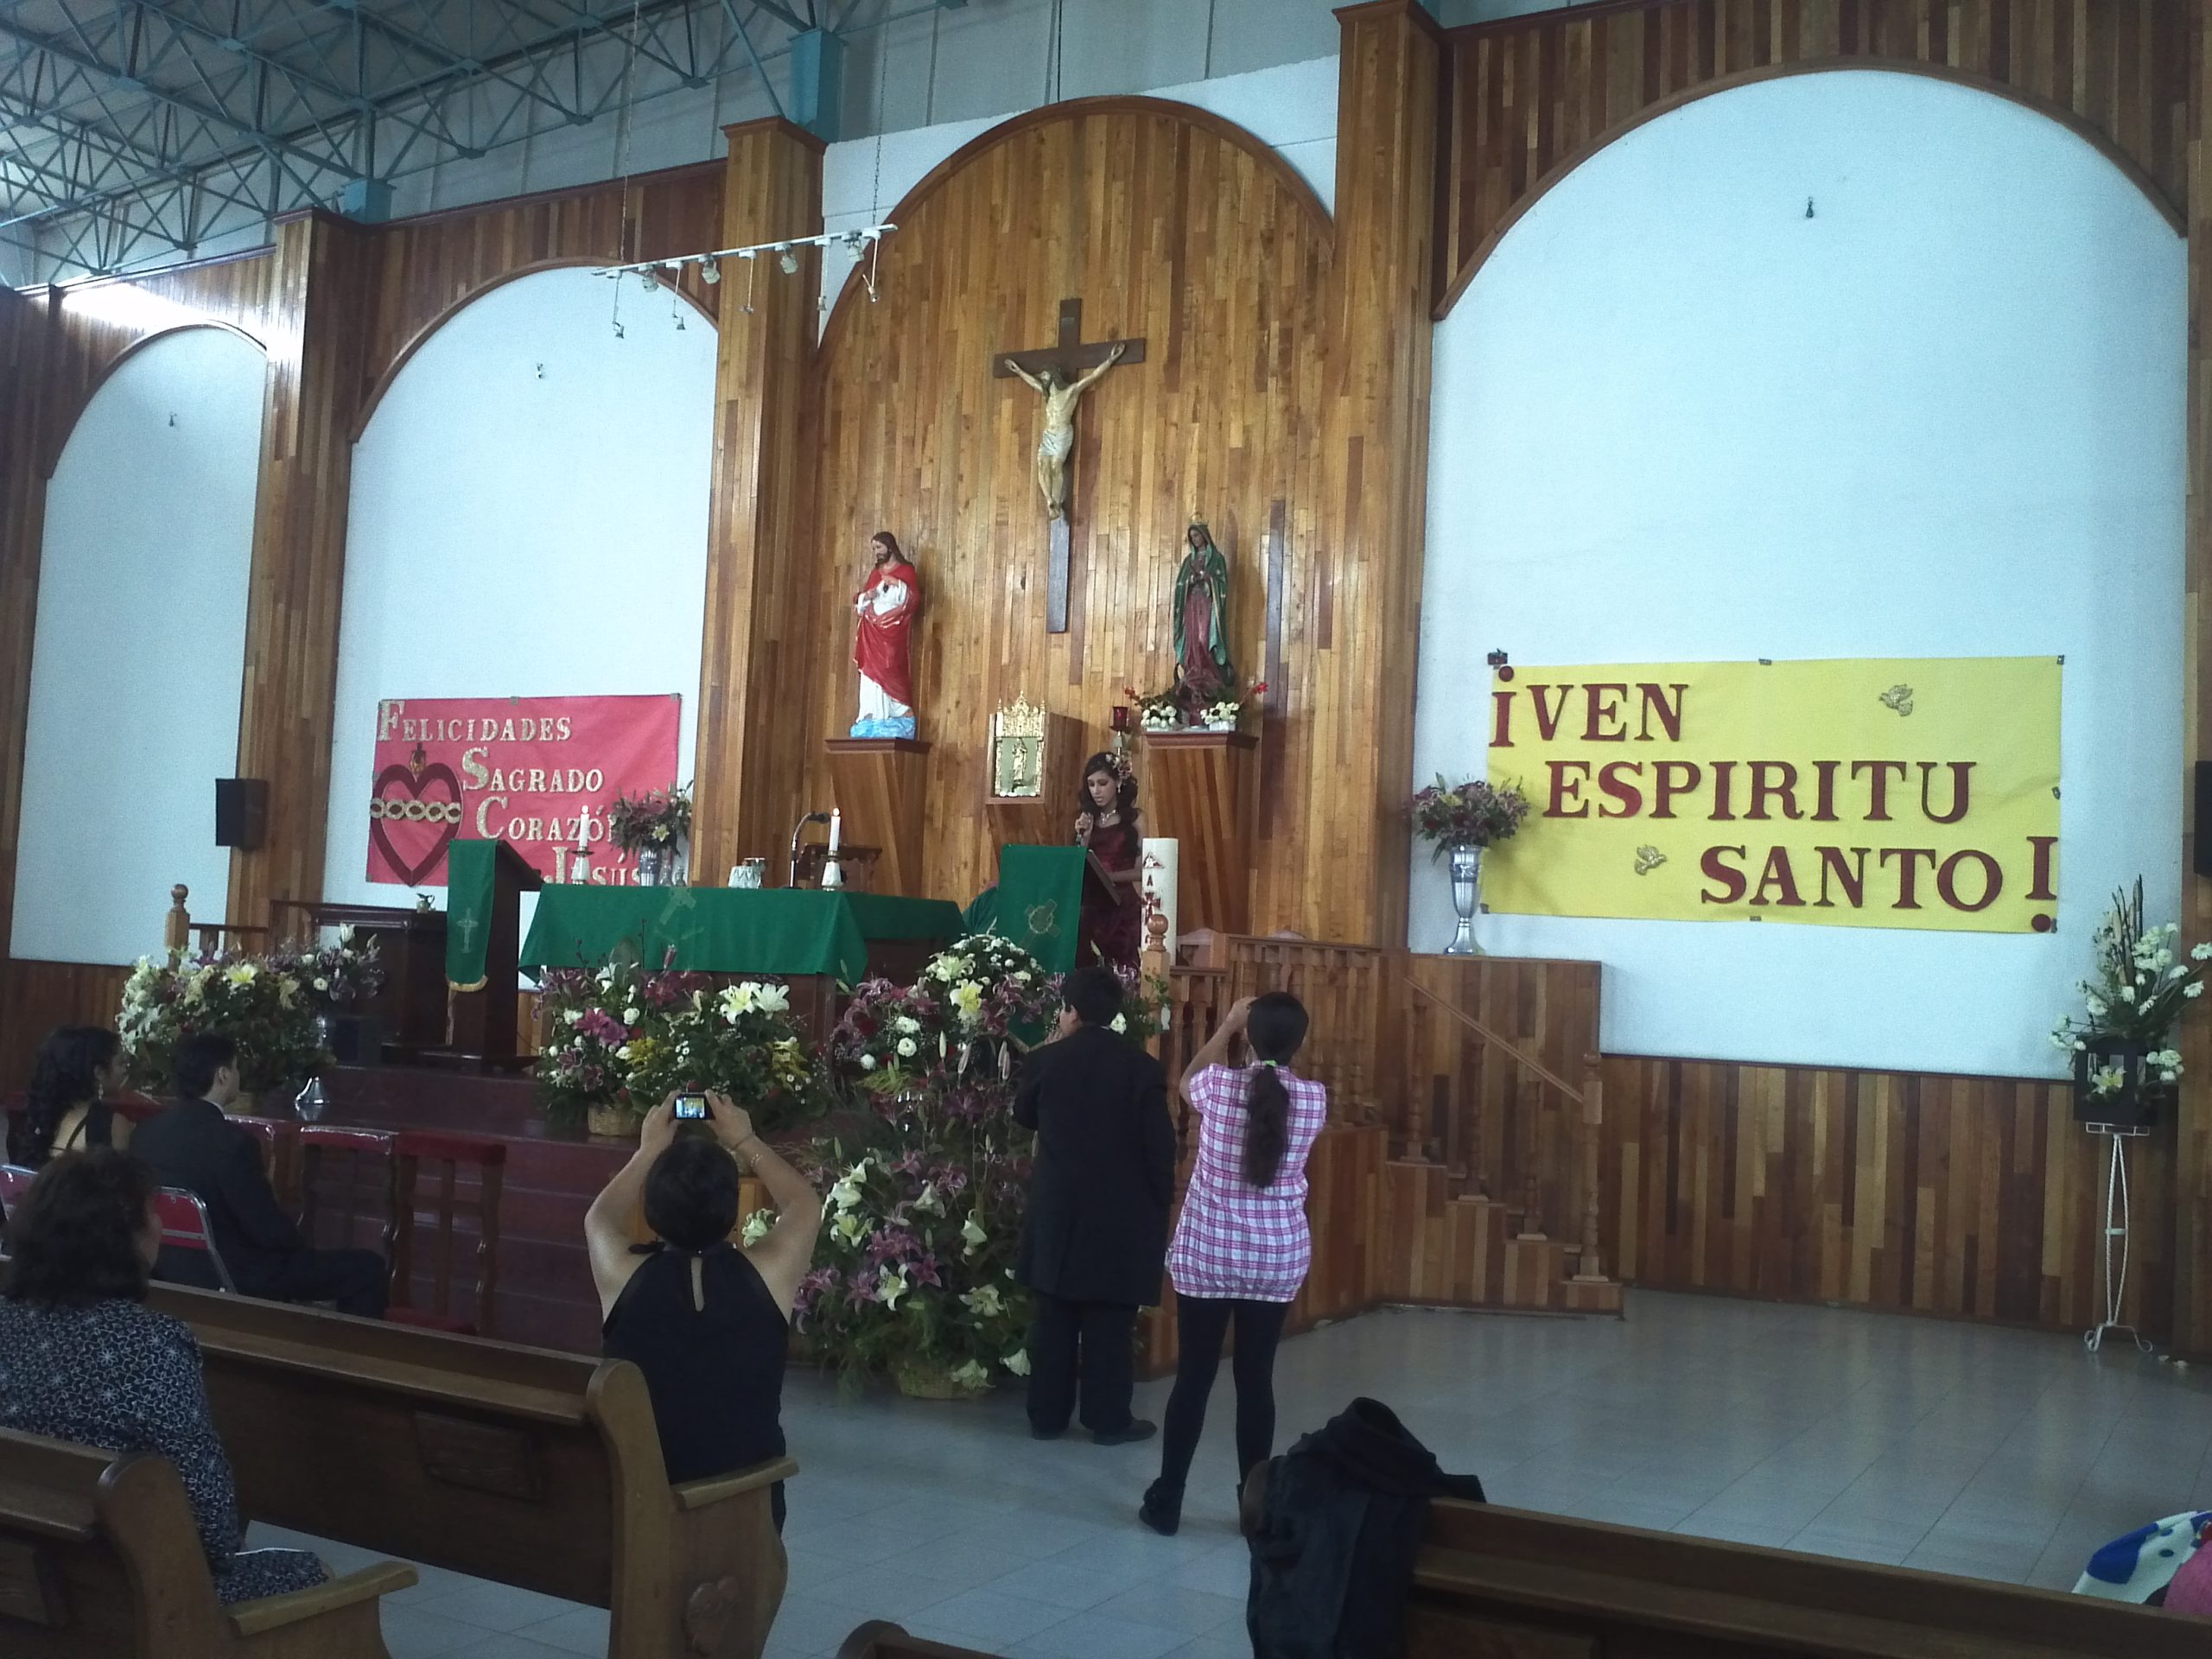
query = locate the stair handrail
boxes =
[1404,976,1583,1105]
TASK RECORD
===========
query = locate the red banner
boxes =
[366,696,681,887]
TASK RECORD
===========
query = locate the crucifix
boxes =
[995,298,1147,632]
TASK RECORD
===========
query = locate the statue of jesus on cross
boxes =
[993,298,1147,632]
[1004,341,1127,520]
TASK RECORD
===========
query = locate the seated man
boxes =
[131,1033,389,1319]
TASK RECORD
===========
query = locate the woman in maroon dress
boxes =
[1075,752,1145,972]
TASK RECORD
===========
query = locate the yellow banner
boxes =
[1479,658,2061,933]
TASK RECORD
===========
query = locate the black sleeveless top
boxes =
[601,1243,788,1488]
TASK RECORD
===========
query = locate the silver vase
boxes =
[1443,843,1484,956]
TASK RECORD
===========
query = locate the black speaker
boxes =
[2198,762,2212,877]
[215,779,269,850]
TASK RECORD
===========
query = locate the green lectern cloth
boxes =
[518,887,964,983]
[990,845,1085,976]
[444,838,498,988]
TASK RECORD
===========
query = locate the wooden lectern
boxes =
[446,839,541,1069]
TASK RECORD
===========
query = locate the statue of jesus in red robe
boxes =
[852,531,919,739]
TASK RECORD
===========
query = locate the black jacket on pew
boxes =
[1014,1024,1176,1308]
[133,1097,388,1318]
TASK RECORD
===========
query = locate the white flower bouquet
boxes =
[2050,878,2211,1113]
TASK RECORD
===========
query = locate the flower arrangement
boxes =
[606,782,694,854]
[795,1099,1033,1395]
[1126,686,1183,733]
[2050,879,2211,1102]
[1199,680,1268,729]
[1410,775,1532,855]
[118,930,385,1097]
[536,957,824,1132]
[1110,963,1171,1047]
[798,931,1057,1395]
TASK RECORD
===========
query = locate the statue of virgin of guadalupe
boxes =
[1172,519,1233,708]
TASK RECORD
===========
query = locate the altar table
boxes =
[518,887,964,983]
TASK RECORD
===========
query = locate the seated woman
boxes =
[7,1026,130,1168]
[0,1149,327,1603]
[585,1091,823,1529]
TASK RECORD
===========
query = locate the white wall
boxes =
[819,55,1338,327]
[1414,70,2186,1079]
[322,266,716,931]
[11,327,264,964]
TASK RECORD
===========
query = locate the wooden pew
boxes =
[145,1281,795,1659]
[1407,1499,2200,1659]
[0,1425,416,1658]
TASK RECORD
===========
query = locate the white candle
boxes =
[828,808,842,855]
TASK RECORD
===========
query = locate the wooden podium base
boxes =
[1140,730,1256,934]
[824,738,931,896]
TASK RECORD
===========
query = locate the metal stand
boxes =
[2083,1123,2154,1354]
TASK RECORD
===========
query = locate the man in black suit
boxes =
[1014,965,1176,1445]
[132,1033,389,1318]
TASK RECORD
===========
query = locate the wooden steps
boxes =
[1376,1159,1624,1317]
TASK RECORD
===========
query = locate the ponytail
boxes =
[1238,992,1310,1190]
[1242,1064,1289,1189]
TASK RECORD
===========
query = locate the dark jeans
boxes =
[1026,1294,1139,1434]
[1157,1294,1289,1491]
[257,1248,391,1319]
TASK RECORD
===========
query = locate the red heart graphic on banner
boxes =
[369,760,465,886]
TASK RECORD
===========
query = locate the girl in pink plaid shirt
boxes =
[1141,992,1326,1535]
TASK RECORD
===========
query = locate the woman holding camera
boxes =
[585,1091,822,1529]
[1140,992,1327,1535]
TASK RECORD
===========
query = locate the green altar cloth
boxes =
[519,887,965,983]
[444,839,498,988]
[988,844,1086,976]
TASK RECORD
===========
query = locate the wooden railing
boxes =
[162,883,270,957]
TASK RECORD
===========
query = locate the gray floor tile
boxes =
[1087,1584,1245,1636]
[408,1577,586,1633]
[376,1605,496,1659]
[1010,1612,1198,1659]
[909,1587,1082,1646]
[513,1605,613,1656]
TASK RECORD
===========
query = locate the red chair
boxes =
[0,1163,35,1219]
[387,1131,506,1337]
[296,1125,399,1262]
[153,1187,238,1293]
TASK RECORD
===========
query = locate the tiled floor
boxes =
[251,1291,2212,1658]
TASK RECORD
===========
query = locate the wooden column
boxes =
[693,118,826,888]
[1142,731,1258,935]
[823,738,931,896]
[1320,0,1445,947]
[2175,3,2212,1360]
[227,212,372,929]
[0,283,54,968]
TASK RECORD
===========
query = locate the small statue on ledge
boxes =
[1172,518,1233,715]
[852,531,919,739]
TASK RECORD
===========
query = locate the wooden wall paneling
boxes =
[1602,1055,2172,1339]
[1436,0,2192,312]
[691,121,826,890]
[1224,936,1389,1114]
[0,959,132,1096]
[227,213,375,930]
[2175,0,2212,1359]
[351,162,725,439]
[1313,0,1446,948]
[803,97,1336,927]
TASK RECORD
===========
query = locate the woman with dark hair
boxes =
[0,1149,328,1601]
[8,1025,129,1168]
[585,1092,823,1529]
[1140,992,1328,1535]
[1075,751,1146,971]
